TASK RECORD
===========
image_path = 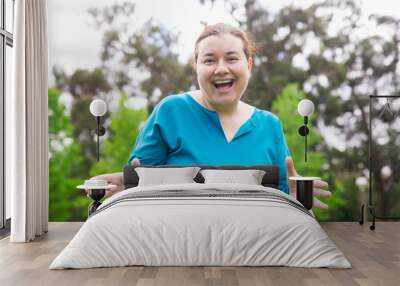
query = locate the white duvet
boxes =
[50,183,351,269]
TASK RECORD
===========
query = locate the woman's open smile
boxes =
[212,78,235,93]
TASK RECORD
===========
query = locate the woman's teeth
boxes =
[214,79,233,84]
[213,79,234,90]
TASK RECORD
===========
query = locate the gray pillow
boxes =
[200,169,266,185]
[135,167,201,186]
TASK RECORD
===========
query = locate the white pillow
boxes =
[135,167,201,186]
[200,169,266,185]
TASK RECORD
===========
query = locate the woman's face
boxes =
[196,33,253,108]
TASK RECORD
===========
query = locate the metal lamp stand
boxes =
[359,95,400,230]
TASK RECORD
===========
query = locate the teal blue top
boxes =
[128,93,291,193]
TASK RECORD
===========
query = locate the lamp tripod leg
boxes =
[359,204,365,225]
[370,206,376,230]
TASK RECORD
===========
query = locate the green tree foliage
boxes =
[201,0,400,219]
[272,84,324,174]
[48,88,87,221]
[90,94,148,175]
[87,2,196,112]
[53,67,112,177]
[272,84,347,220]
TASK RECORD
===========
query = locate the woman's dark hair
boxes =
[194,23,257,63]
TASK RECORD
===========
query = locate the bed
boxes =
[49,165,351,269]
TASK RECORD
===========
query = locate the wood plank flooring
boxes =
[0,222,399,286]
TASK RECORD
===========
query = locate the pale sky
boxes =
[48,0,400,83]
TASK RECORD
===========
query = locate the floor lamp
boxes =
[359,95,400,230]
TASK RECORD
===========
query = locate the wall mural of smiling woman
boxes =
[46,0,400,224]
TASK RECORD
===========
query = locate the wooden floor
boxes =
[0,222,398,286]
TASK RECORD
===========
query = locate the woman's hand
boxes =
[85,172,123,198]
[285,157,331,210]
[85,158,141,198]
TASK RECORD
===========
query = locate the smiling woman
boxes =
[90,23,331,210]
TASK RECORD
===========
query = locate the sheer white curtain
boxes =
[7,0,48,242]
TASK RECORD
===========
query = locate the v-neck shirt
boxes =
[189,94,257,143]
[128,93,291,193]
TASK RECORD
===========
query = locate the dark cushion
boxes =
[123,165,280,189]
